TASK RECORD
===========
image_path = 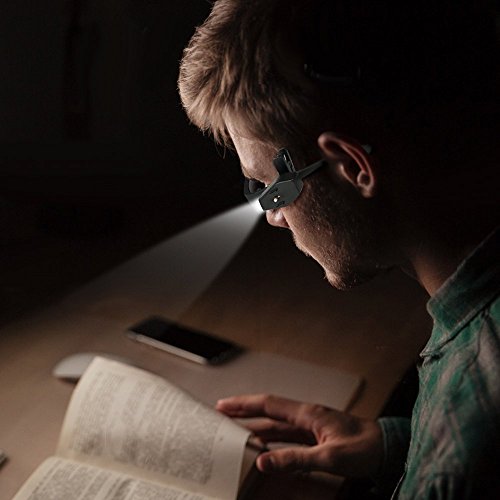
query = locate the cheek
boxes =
[283,185,338,253]
[286,186,325,234]
[283,205,321,243]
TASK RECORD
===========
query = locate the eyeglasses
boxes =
[244,144,372,212]
[244,148,326,212]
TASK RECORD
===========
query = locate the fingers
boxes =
[216,394,328,430]
[216,394,296,419]
[217,395,385,479]
[245,418,316,445]
[256,444,336,474]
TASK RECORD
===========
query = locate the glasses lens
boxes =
[246,178,266,194]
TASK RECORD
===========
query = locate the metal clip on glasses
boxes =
[244,149,326,212]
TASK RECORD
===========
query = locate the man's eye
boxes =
[246,178,266,194]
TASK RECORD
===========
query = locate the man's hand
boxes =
[216,394,384,478]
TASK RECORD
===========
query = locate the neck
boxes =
[403,220,496,296]
[408,243,475,296]
[392,140,499,296]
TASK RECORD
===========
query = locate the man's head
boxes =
[179,0,499,289]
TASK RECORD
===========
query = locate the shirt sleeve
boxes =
[375,417,411,497]
[398,462,500,499]
[399,472,500,500]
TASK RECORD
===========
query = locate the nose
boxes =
[266,209,289,229]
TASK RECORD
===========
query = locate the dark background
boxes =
[0,0,244,325]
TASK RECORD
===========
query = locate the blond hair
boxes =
[179,0,498,154]
[178,0,324,153]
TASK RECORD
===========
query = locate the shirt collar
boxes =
[421,227,500,357]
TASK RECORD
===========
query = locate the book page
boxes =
[13,457,216,500]
[57,358,250,500]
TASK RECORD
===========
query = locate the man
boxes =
[178,0,499,498]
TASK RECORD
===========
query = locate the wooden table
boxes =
[0,220,431,499]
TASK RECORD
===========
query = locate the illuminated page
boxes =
[57,358,250,500]
[13,457,216,500]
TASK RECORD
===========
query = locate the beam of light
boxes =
[67,202,263,319]
[249,197,264,214]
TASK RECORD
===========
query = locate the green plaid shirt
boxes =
[378,228,500,499]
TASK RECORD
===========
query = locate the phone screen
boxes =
[127,317,241,364]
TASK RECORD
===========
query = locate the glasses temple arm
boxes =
[296,144,371,180]
[296,159,327,179]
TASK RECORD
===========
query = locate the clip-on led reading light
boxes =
[244,146,372,212]
[244,149,326,211]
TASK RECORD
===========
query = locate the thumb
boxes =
[257,446,329,474]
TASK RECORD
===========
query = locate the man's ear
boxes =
[317,132,377,198]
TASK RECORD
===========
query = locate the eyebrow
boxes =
[240,162,274,182]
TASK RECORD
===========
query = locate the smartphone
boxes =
[126,316,242,365]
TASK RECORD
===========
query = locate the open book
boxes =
[13,357,256,500]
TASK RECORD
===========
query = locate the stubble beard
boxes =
[291,177,386,291]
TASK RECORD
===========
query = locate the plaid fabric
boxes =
[379,228,500,499]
